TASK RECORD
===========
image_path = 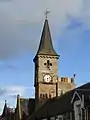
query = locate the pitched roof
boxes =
[1,100,15,120]
[20,98,35,116]
[20,98,29,116]
[28,98,35,115]
[77,82,90,89]
[16,95,35,119]
[28,82,90,120]
[34,19,59,61]
[28,90,74,120]
[71,88,90,107]
[2,100,9,117]
[76,89,90,103]
[71,91,81,104]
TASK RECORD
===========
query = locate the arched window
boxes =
[40,94,43,98]
[49,94,51,98]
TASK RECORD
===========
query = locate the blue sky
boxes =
[0,0,90,114]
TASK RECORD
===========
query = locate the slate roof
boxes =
[76,89,90,100]
[1,100,15,120]
[20,98,35,116]
[28,98,35,115]
[28,82,90,120]
[1,100,10,117]
[77,82,90,89]
[16,95,35,120]
[28,90,74,120]
[34,19,59,61]
[76,83,90,102]
[20,98,29,116]
[75,89,90,107]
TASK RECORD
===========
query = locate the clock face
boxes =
[44,74,51,83]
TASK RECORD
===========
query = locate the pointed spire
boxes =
[2,100,8,117]
[34,18,59,61]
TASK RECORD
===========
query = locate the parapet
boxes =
[59,77,74,83]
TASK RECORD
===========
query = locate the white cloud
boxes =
[6,86,25,96]
[0,101,5,115]
[0,0,89,59]
[0,86,22,115]
[0,85,34,97]
[0,85,34,114]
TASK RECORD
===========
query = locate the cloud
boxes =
[0,88,6,95]
[0,85,34,114]
[0,0,89,59]
[0,86,34,97]
[6,86,26,97]
[66,15,82,30]
[0,101,5,115]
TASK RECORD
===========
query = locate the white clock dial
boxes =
[44,74,51,83]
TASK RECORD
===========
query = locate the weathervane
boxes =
[5,100,7,104]
[45,9,50,19]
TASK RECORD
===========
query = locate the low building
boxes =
[0,100,15,120]
[27,82,90,120]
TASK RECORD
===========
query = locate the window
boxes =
[40,94,43,98]
[58,89,62,96]
[56,115,63,120]
[77,105,81,115]
[40,94,49,99]
[50,117,55,120]
[82,108,85,120]
[49,94,51,98]
[87,107,90,120]
[61,90,64,96]
[74,100,81,120]
[76,104,81,120]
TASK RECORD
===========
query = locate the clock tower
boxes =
[33,18,59,110]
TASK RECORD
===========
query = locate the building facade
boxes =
[33,18,75,111]
[28,83,90,120]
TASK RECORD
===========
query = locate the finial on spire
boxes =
[45,9,50,19]
[5,100,7,104]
